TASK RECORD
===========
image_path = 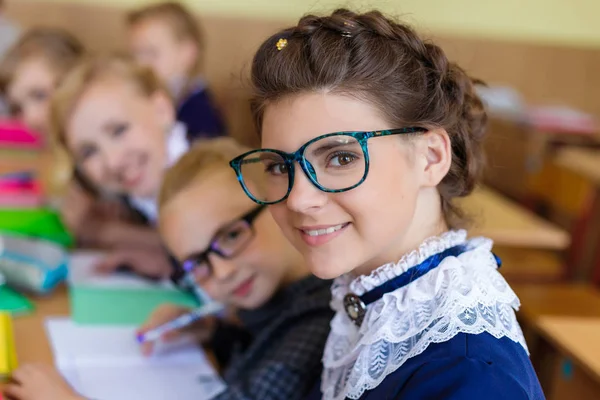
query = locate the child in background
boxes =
[230,9,544,400]
[126,1,226,138]
[0,0,20,61]
[0,0,20,117]
[5,138,333,400]
[0,29,148,252]
[0,28,83,135]
[0,28,96,239]
[50,53,200,277]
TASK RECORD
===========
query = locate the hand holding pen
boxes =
[136,302,224,356]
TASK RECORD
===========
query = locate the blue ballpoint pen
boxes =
[136,301,224,344]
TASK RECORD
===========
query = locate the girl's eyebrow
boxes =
[181,237,218,263]
[310,140,354,157]
[101,119,122,133]
[183,220,241,262]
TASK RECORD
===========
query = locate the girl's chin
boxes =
[308,261,350,280]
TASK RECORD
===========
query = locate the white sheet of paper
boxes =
[45,318,225,400]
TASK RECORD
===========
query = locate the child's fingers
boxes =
[137,305,190,356]
[11,363,48,383]
[137,313,170,334]
[138,333,179,357]
[137,327,180,341]
[95,250,172,279]
[140,341,155,356]
[141,305,189,330]
[162,330,180,341]
[4,382,26,400]
[94,253,128,274]
[93,258,113,274]
[28,363,52,377]
[10,365,32,384]
[139,330,182,357]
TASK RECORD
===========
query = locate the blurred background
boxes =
[1,1,600,399]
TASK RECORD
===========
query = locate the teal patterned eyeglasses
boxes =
[229,127,427,205]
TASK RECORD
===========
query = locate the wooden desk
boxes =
[554,147,600,282]
[458,187,570,250]
[537,317,600,383]
[13,286,70,365]
[512,284,600,368]
[483,117,599,204]
[535,316,600,400]
[459,187,570,282]
[555,148,600,185]
[513,284,600,324]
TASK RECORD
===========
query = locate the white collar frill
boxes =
[321,230,527,400]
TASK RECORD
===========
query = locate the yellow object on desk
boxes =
[0,311,17,380]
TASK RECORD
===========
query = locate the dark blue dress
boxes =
[177,86,226,138]
[307,332,545,399]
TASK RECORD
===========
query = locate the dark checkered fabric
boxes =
[210,275,333,400]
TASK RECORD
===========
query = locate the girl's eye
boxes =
[30,89,49,102]
[77,145,98,162]
[112,123,129,137]
[224,227,243,242]
[265,162,289,176]
[327,152,358,167]
[217,223,250,253]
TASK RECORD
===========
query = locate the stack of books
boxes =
[0,121,71,303]
[0,119,42,150]
[0,117,72,252]
[0,170,43,208]
[0,120,44,208]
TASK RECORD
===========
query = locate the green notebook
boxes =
[0,209,74,248]
[0,286,34,316]
[70,286,198,325]
[68,252,199,325]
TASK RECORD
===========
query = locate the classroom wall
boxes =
[6,0,600,143]
[6,0,600,132]
[23,0,600,49]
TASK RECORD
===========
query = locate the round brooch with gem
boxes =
[343,293,366,327]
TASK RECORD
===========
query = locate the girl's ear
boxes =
[420,128,452,188]
[150,90,175,131]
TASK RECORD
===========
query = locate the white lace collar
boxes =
[341,229,468,299]
[322,230,527,400]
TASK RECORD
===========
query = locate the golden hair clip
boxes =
[341,20,354,37]
[276,38,288,51]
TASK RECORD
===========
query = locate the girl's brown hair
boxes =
[0,27,85,94]
[250,9,487,228]
[159,137,251,208]
[126,2,204,99]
